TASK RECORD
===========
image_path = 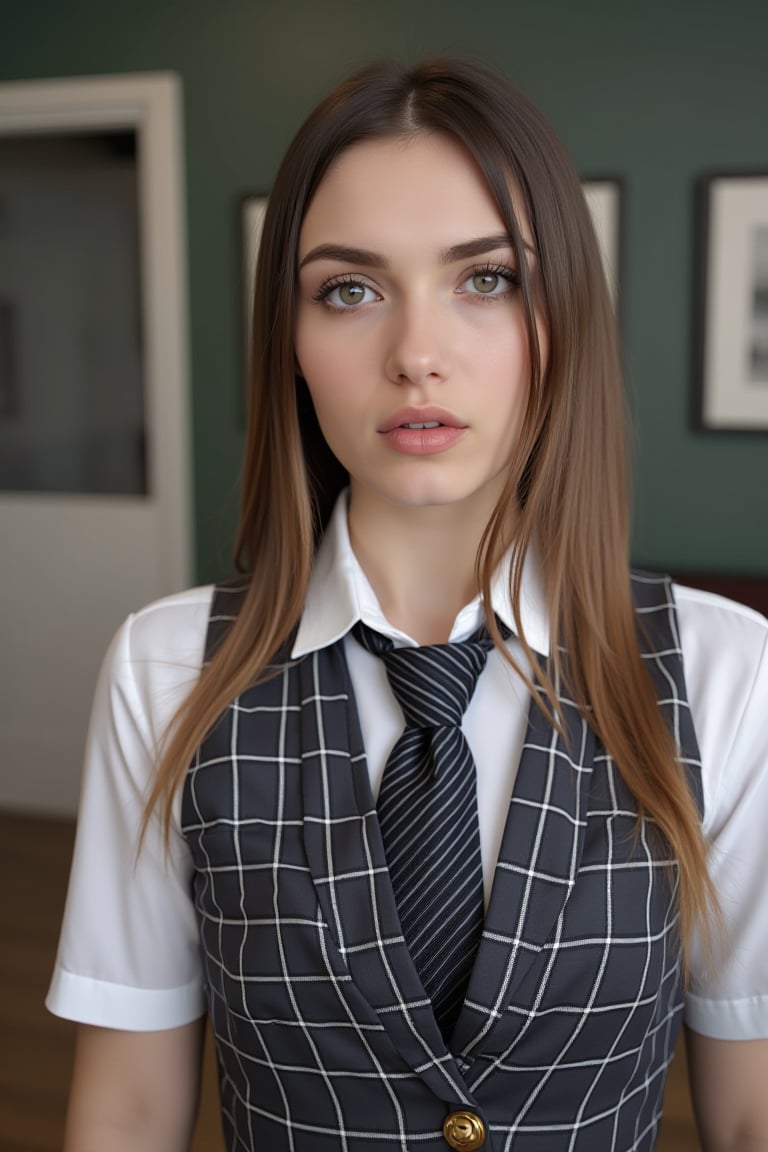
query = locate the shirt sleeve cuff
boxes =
[685,991,768,1040]
[46,966,206,1032]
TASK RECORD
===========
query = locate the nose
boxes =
[384,297,451,387]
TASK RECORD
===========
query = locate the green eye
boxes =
[338,282,365,305]
[472,272,500,294]
[459,265,519,299]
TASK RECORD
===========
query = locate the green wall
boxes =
[2,0,766,580]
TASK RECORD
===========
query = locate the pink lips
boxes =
[378,407,467,456]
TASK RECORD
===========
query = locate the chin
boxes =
[367,474,499,513]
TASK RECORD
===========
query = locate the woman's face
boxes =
[295,131,546,520]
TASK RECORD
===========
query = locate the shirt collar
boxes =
[292,490,550,658]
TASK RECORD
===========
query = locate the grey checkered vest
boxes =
[181,573,702,1151]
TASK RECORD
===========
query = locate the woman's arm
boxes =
[63,1019,206,1152]
[686,1028,768,1151]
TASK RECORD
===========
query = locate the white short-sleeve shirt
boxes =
[47,497,768,1040]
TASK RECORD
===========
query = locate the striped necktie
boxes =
[353,620,497,1040]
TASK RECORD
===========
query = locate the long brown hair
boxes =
[145,57,717,967]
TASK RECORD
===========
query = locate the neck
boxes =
[347,485,514,644]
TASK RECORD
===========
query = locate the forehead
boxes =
[298,132,525,256]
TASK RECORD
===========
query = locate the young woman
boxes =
[48,58,768,1151]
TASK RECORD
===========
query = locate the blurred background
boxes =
[1,1,766,1148]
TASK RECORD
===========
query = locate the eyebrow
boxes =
[298,233,534,271]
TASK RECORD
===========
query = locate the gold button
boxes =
[443,1109,486,1150]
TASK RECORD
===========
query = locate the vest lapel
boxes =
[451,681,596,1057]
[297,642,476,1106]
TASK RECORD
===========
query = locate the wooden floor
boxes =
[0,811,701,1151]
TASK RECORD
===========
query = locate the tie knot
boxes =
[353,621,495,729]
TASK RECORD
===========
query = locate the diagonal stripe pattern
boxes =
[353,619,499,1041]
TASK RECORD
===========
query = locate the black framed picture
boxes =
[695,173,768,431]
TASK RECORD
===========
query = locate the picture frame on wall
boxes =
[581,177,623,310]
[696,173,768,431]
[241,192,268,379]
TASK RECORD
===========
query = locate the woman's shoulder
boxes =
[96,586,216,748]
[670,582,767,807]
[673,580,768,630]
[672,581,768,675]
[119,584,216,665]
[672,582,767,705]
[629,573,767,738]
[630,569,767,626]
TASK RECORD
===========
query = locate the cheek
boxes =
[295,315,365,399]
[479,328,531,399]
[298,356,360,459]
[294,318,326,387]
[296,337,378,456]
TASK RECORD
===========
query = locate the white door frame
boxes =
[0,73,192,813]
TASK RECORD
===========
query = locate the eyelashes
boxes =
[312,273,381,309]
[457,263,521,299]
[311,262,521,311]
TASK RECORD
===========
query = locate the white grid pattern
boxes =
[181,574,700,1150]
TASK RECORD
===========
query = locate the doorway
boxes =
[0,73,191,813]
